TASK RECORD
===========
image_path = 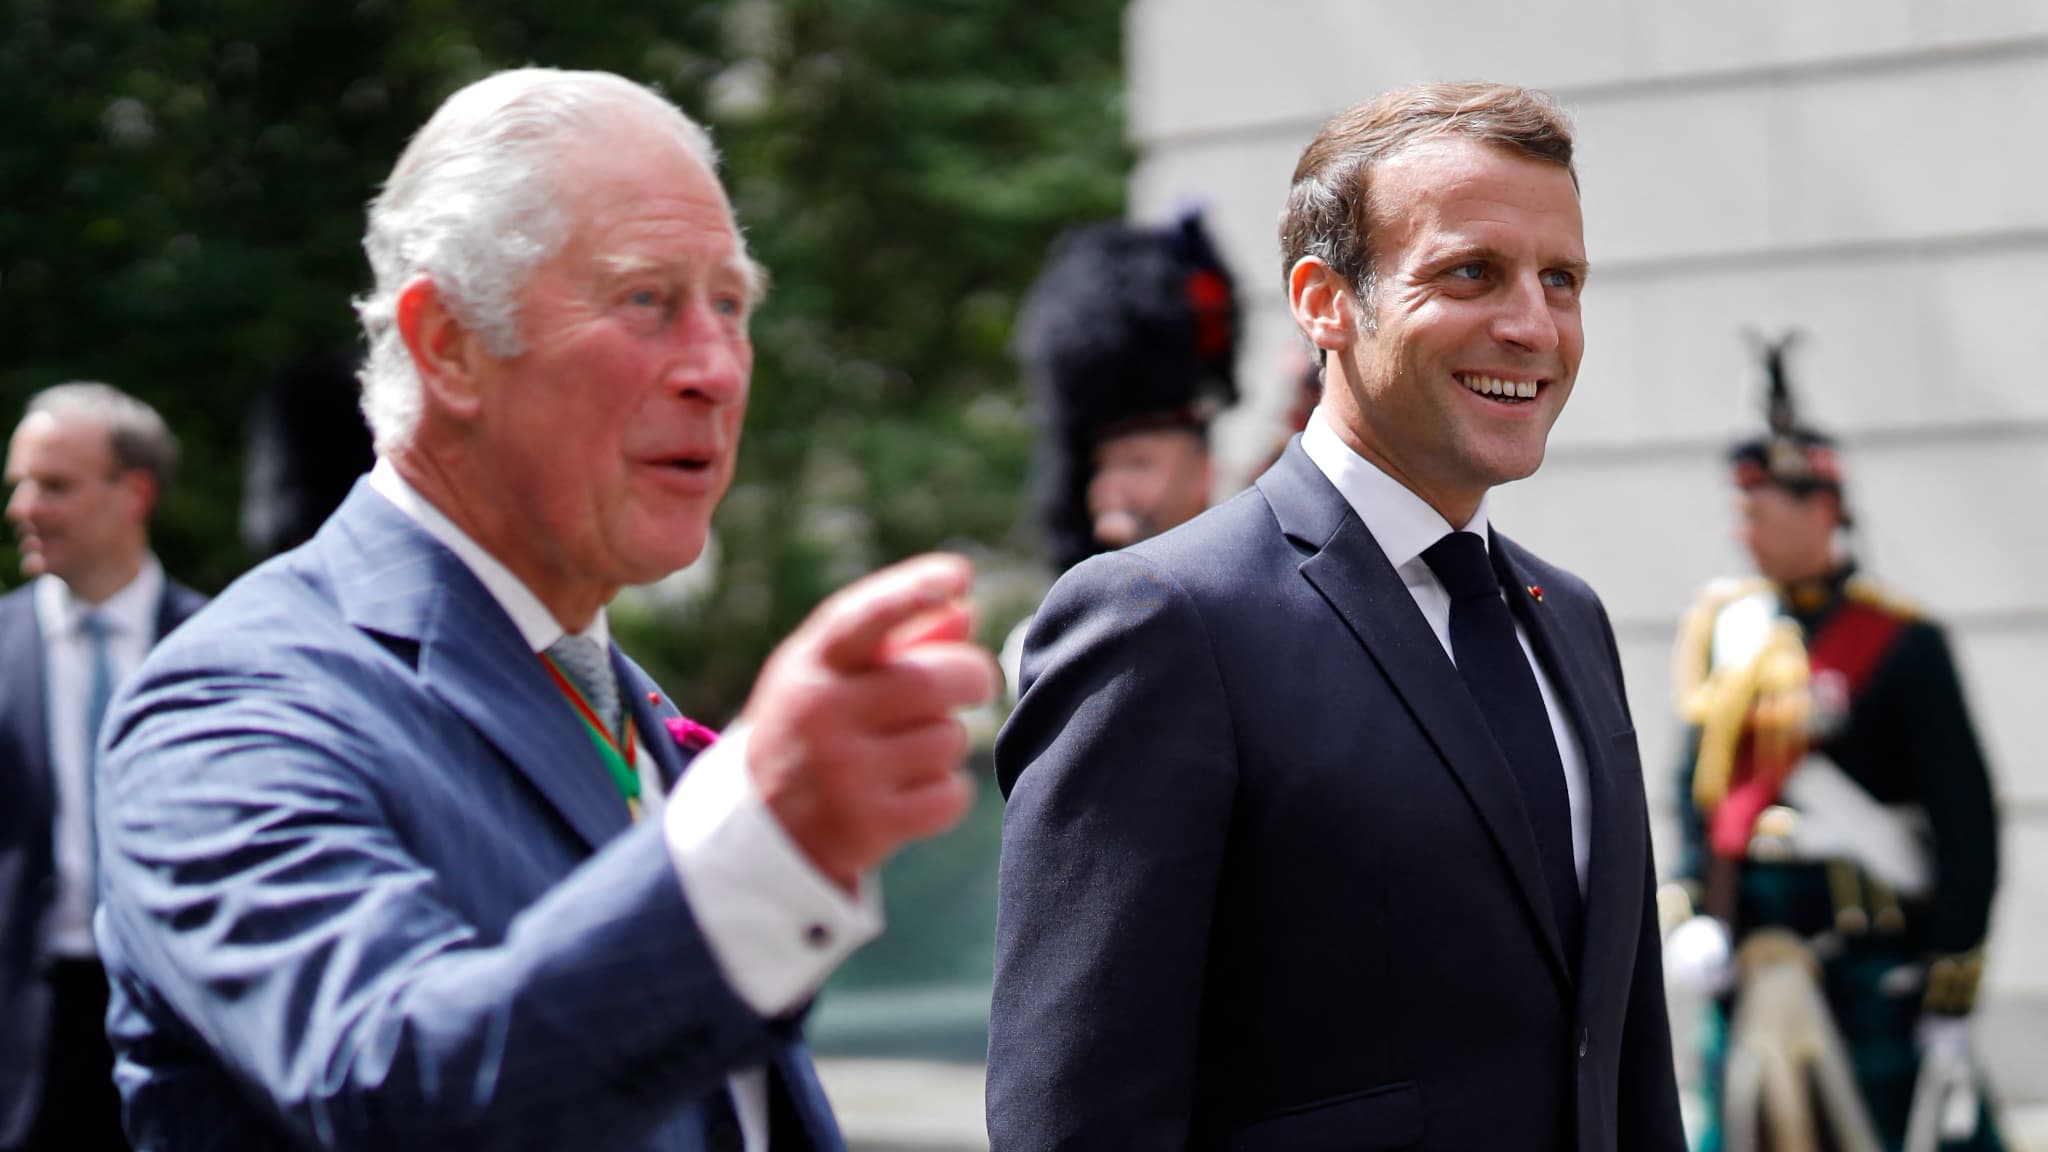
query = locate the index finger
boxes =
[812,553,974,672]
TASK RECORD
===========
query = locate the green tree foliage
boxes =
[1,0,1127,715]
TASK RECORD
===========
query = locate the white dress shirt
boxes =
[36,554,165,957]
[1300,410,1590,890]
[370,461,881,1149]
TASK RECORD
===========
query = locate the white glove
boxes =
[1665,915,1734,996]
[1915,1014,1971,1063]
[1910,1015,1980,1142]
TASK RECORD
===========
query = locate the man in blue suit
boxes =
[990,82,1685,1150]
[94,69,995,1151]
[0,383,204,1152]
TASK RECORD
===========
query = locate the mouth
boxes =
[638,451,724,491]
[1456,373,1547,406]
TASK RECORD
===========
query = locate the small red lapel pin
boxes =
[1527,584,1544,603]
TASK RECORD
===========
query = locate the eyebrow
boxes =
[1424,242,1591,284]
[595,252,770,305]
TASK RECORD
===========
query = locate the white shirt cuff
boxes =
[663,725,883,1018]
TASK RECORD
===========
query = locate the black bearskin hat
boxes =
[1015,209,1240,572]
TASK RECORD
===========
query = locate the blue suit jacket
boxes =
[989,442,1685,1151]
[0,575,205,1149]
[94,483,844,1151]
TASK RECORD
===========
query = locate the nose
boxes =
[1491,273,1561,355]
[663,297,749,405]
[6,482,34,525]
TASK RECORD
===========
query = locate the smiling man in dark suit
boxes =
[989,82,1685,1151]
[0,383,205,1152]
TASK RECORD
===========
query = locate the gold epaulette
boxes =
[1843,576,1922,623]
[1673,577,1773,720]
[1923,946,1987,1015]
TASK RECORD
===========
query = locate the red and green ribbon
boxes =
[539,653,642,820]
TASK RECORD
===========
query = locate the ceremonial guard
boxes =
[1667,336,2005,1152]
[1000,209,1240,693]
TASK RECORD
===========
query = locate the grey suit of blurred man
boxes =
[0,383,205,1152]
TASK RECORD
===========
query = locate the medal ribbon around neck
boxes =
[539,652,642,821]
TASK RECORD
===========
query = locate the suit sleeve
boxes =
[987,553,1238,1150]
[1599,601,1688,1151]
[95,654,786,1151]
[1890,622,2000,1011]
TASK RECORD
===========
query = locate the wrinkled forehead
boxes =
[1366,138,1582,235]
[551,117,763,290]
[1368,138,1589,259]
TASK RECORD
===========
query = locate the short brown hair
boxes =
[1278,82,1576,307]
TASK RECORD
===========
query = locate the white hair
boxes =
[353,68,724,455]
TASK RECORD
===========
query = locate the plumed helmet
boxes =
[1728,331,1853,524]
[1016,208,1240,572]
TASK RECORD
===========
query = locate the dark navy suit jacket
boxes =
[989,442,1685,1151]
[0,574,205,1148]
[93,483,843,1151]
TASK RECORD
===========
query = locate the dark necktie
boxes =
[1422,531,1581,963]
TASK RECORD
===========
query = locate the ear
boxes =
[394,275,488,422]
[1287,257,1357,354]
[117,468,158,524]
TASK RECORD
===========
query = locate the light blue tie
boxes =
[81,612,114,770]
[81,611,114,899]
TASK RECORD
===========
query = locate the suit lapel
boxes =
[0,591,53,830]
[152,580,205,642]
[615,657,699,790]
[1260,446,1570,989]
[324,482,630,852]
[1490,534,1645,1003]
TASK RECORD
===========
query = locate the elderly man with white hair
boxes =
[93,68,996,1151]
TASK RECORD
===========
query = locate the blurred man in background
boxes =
[1668,336,2003,1151]
[1016,209,1239,574]
[1000,209,1239,693]
[92,68,994,1151]
[0,383,205,1152]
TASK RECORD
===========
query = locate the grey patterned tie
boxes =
[545,634,622,742]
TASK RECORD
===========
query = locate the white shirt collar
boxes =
[1298,406,1490,574]
[35,553,165,641]
[367,458,609,655]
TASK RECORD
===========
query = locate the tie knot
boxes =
[546,634,622,738]
[1421,531,1500,602]
[80,611,111,641]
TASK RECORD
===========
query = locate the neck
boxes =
[391,449,611,633]
[66,548,146,606]
[1328,415,1484,528]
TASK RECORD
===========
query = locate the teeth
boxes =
[1459,374,1540,399]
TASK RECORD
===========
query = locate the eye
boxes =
[712,293,746,317]
[1541,269,1578,290]
[1447,262,1486,281]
